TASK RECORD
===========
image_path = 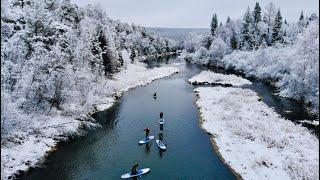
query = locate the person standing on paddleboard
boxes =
[144,126,150,140]
[131,163,139,175]
[159,112,164,130]
[158,131,163,142]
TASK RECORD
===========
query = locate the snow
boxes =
[1,63,179,180]
[195,87,319,180]
[297,120,319,126]
[188,71,252,86]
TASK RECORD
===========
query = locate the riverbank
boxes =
[194,86,319,180]
[1,62,179,180]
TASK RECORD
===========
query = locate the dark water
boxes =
[21,56,317,180]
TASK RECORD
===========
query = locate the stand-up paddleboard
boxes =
[121,168,150,179]
[138,136,154,145]
[156,140,166,150]
[159,118,165,125]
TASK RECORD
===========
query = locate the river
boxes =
[21,56,317,180]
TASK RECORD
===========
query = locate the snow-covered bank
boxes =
[1,63,179,180]
[195,87,319,180]
[188,71,252,86]
[297,119,319,126]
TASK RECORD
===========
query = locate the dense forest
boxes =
[180,2,319,112]
[1,0,176,136]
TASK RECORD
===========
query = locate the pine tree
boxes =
[130,49,136,63]
[240,7,254,50]
[253,2,261,23]
[252,2,262,48]
[299,11,304,21]
[230,34,237,50]
[264,3,277,46]
[272,9,283,43]
[210,13,218,36]
[298,11,306,28]
[226,16,231,24]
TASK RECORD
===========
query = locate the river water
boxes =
[21,56,317,180]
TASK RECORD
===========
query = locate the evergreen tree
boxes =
[264,3,277,46]
[230,34,237,50]
[210,13,218,36]
[252,2,262,48]
[130,49,136,63]
[226,16,231,24]
[272,9,283,43]
[299,11,304,21]
[240,7,254,50]
[298,11,306,28]
[253,2,261,23]
[308,13,318,21]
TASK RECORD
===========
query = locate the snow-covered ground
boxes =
[297,119,319,126]
[1,63,179,180]
[188,71,252,86]
[195,87,319,180]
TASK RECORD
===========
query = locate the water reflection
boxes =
[144,143,151,154]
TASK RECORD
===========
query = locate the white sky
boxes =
[72,0,319,28]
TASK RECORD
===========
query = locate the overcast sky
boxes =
[72,0,319,28]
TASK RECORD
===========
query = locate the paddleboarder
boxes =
[159,112,164,130]
[144,126,150,140]
[131,163,139,175]
[158,131,163,142]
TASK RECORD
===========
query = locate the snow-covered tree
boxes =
[240,7,254,50]
[253,2,262,23]
[272,9,283,44]
[210,13,218,36]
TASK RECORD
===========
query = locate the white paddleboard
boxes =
[138,136,154,144]
[121,168,150,179]
[156,140,166,150]
[159,118,165,125]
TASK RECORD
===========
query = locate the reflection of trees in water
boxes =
[92,101,122,130]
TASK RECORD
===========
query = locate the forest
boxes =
[180,2,319,112]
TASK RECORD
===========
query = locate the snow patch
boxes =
[195,87,319,180]
[189,71,252,86]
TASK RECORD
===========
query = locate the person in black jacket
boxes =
[158,131,163,142]
[131,163,139,175]
[144,127,150,140]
